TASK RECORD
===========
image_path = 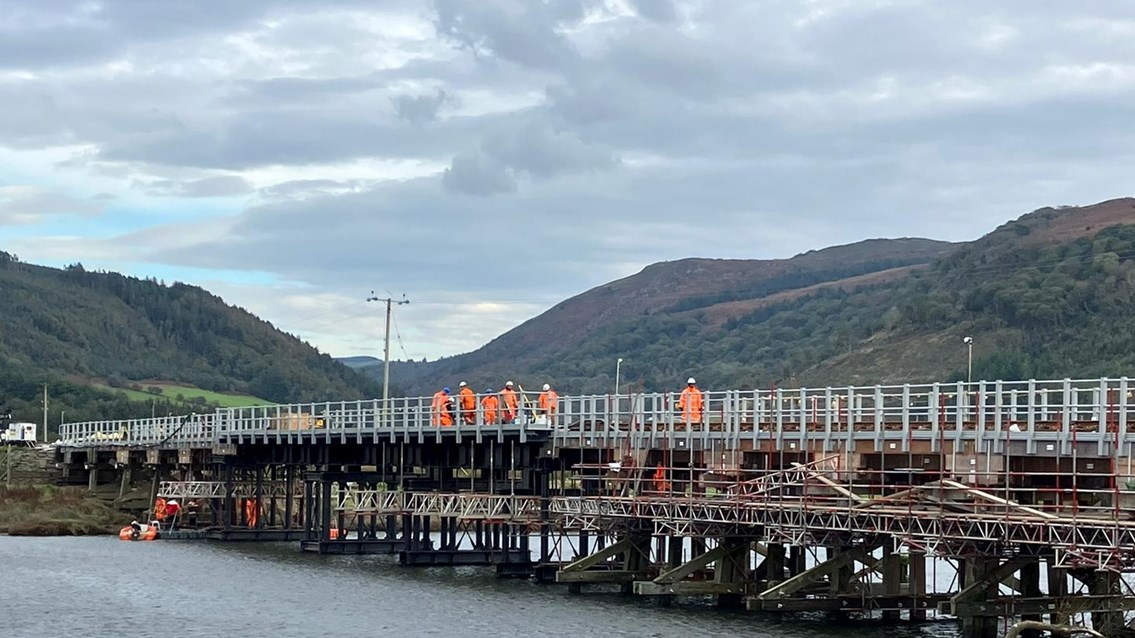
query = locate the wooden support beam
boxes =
[757,541,883,601]
[748,594,948,613]
[559,537,636,573]
[634,581,743,596]
[950,556,1036,608]
[951,595,1135,618]
[909,550,927,622]
[557,570,654,584]
[652,542,732,584]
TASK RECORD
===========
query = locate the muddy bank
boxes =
[0,485,124,536]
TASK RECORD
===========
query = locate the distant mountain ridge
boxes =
[336,355,382,369]
[384,198,1135,396]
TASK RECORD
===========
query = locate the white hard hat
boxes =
[687,377,696,384]
[505,381,513,387]
[543,383,550,391]
[459,381,467,387]
[168,499,178,505]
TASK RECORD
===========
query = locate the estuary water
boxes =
[1,536,961,638]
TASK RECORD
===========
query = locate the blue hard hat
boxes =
[443,386,451,393]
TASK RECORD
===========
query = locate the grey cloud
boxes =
[0,187,109,225]
[5,0,1135,359]
[133,141,1070,303]
[392,89,454,124]
[432,0,587,70]
[442,152,516,195]
[630,0,677,23]
[0,0,409,70]
[259,179,372,199]
[481,123,617,178]
[439,121,617,194]
[140,176,253,198]
[232,75,387,105]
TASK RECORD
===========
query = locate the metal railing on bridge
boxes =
[55,377,1135,449]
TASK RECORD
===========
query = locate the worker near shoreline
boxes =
[186,499,200,528]
[481,389,500,424]
[165,499,181,529]
[539,383,558,423]
[458,381,476,425]
[432,387,454,427]
[678,377,703,424]
[500,381,519,423]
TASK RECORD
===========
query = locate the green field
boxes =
[93,382,268,408]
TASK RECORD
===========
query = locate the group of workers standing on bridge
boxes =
[430,380,554,426]
[428,377,705,427]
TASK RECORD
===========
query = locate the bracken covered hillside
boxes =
[389,198,1135,396]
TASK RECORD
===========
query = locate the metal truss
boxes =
[329,489,543,522]
[158,480,300,500]
[550,495,1135,570]
[726,454,841,499]
[404,493,543,522]
[159,481,228,499]
[333,486,404,515]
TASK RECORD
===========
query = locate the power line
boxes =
[274,299,369,332]
[391,311,413,361]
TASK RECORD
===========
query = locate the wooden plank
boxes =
[556,570,653,584]
[634,581,742,596]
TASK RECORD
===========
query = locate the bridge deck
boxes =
[55,377,1135,453]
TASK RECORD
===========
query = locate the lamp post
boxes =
[963,336,974,384]
[367,292,410,428]
[614,357,624,396]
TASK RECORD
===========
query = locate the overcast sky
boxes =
[1,0,1133,361]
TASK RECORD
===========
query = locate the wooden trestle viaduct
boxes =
[57,377,1135,638]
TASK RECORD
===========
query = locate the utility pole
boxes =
[42,383,48,444]
[963,336,974,384]
[367,292,410,428]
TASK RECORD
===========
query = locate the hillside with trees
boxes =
[0,256,379,428]
[388,198,1135,395]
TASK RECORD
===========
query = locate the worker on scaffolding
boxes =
[458,381,476,425]
[501,381,519,423]
[432,387,454,427]
[652,462,671,493]
[678,377,704,425]
[481,389,500,424]
[539,383,559,425]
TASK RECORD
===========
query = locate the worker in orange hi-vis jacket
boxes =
[458,381,476,425]
[481,389,500,424]
[432,387,454,427]
[678,377,704,424]
[538,383,559,422]
[500,381,519,423]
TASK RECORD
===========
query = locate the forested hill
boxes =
[387,236,958,394]
[0,254,379,425]
[388,198,1135,396]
